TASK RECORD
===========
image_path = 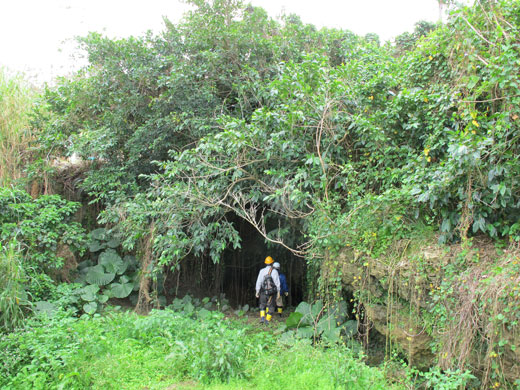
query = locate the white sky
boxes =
[0,0,447,85]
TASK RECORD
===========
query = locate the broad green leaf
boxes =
[97,294,110,303]
[295,300,322,325]
[99,249,127,275]
[88,240,105,252]
[90,228,106,241]
[106,237,121,248]
[80,284,100,301]
[286,312,304,329]
[172,298,183,311]
[83,302,97,314]
[467,75,479,89]
[295,301,311,316]
[317,315,337,333]
[311,300,323,318]
[183,302,195,314]
[295,301,314,326]
[85,264,115,286]
[77,260,94,271]
[296,326,314,339]
[322,327,341,343]
[110,282,133,298]
[119,275,130,284]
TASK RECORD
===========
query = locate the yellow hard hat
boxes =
[265,256,274,264]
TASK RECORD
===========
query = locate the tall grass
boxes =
[0,240,28,332]
[0,68,35,186]
[0,308,407,390]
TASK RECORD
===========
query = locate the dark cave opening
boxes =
[162,213,307,309]
[221,217,307,308]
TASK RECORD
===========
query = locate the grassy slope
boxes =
[0,308,404,390]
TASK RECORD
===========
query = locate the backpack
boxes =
[262,267,277,296]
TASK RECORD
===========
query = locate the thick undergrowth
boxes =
[0,306,403,390]
[1,0,520,388]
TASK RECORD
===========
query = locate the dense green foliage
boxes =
[0,187,86,271]
[2,0,520,388]
[0,187,86,327]
[0,307,401,390]
[33,0,520,270]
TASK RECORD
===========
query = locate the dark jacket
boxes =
[279,273,289,295]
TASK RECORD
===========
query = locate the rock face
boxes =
[53,244,78,282]
[363,302,434,369]
[323,242,440,369]
[323,237,520,384]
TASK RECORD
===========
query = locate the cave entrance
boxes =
[162,213,307,309]
[221,216,306,308]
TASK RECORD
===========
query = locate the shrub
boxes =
[0,186,86,272]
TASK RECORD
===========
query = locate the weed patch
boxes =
[0,307,403,390]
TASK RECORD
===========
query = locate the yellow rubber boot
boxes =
[277,307,283,316]
[260,310,266,324]
[266,314,272,323]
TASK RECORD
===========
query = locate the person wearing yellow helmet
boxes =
[255,256,280,324]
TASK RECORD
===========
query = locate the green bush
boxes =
[133,308,265,383]
[413,367,476,390]
[0,311,84,389]
[0,187,86,272]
